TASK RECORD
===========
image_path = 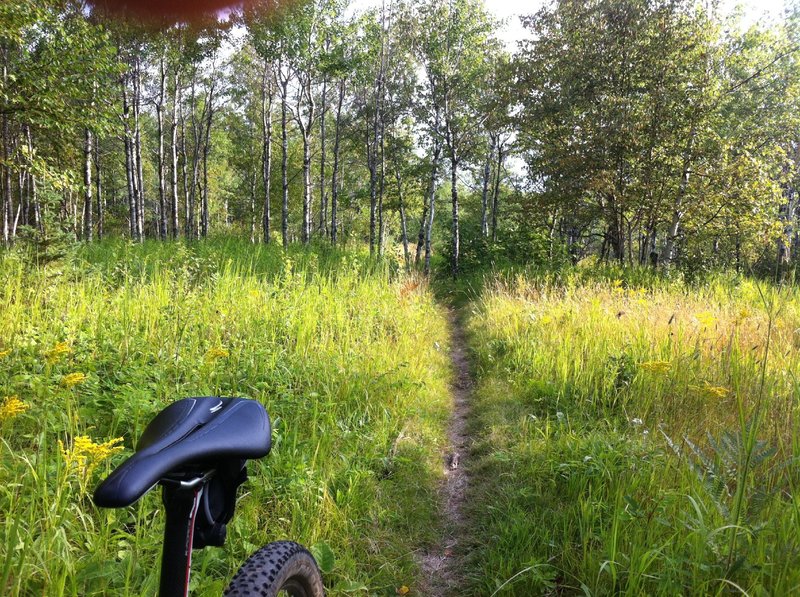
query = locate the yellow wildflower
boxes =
[735,308,752,324]
[639,360,672,374]
[204,347,230,363]
[45,341,71,364]
[0,349,11,359]
[695,312,717,328]
[59,435,124,479]
[0,396,28,421]
[61,372,87,388]
[689,381,731,400]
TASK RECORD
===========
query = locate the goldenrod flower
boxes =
[45,341,71,364]
[0,349,11,359]
[689,381,730,400]
[639,360,671,374]
[0,396,28,421]
[204,347,229,363]
[59,435,124,479]
[695,312,717,328]
[61,372,87,388]
[735,308,752,324]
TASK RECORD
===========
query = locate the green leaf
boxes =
[333,580,368,593]
[310,541,335,575]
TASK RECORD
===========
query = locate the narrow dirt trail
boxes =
[418,308,474,596]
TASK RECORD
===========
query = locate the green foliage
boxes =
[513,0,797,272]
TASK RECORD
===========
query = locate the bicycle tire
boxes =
[224,540,325,597]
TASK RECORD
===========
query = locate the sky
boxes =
[349,0,788,49]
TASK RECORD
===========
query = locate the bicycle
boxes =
[93,396,326,597]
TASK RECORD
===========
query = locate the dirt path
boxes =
[417,308,474,595]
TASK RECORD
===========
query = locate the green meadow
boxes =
[0,239,451,596]
[462,269,800,595]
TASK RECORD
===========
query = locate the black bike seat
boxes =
[93,397,271,508]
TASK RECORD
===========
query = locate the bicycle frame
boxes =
[159,476,208,597]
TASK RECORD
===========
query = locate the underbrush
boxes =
[464,275,800,595]
[0,239,451,596]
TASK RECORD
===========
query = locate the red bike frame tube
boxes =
[159,484,203,597]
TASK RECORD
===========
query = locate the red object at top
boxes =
[90,0,249,21]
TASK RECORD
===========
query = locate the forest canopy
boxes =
[0,0,799,278]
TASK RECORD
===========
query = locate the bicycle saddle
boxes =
[93,397,271,508]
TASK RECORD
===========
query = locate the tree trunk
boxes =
[319,76,327,237]
[395,166,409,270]
[2,112,10,246]
[19,168,27,230]
[1,45,9,246]
[491,143,503,243]
[200,79,215,238]
[171,66,181,238]
[331,79,344,246]
[660,123,697,267]
[29,137,41,233]
[606,205,625,263]
[369,2,388,256]
[302,130,312,244]
[180,94,190,238]
[83,128,93,241]
[368,133,378,254]
[133,57,145,240]
[157,55,168,240]
[481,135,496,238]
[280,68,289,249]
[94,140,104,240]
[188,75,201,240]
[297,75,314,245]
[661,207,683,267]
[776,190,795,272]
[424,140,442,275]
[201,137,210,237]
[250,168,257,243]
[14,168,24,237]
[414,194,429,266]
[261,59,273,243]
[450,154,460,278]
[378,119,386,256]
[122,74,139,242]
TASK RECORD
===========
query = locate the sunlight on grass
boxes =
[0,239,452,596]
[464,274,800,595]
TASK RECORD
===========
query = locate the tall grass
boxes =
[0,238,451,596]
[464,273,800,595]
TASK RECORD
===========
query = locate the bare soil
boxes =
[417,309,474,596]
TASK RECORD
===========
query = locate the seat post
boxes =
[159,482,204,597]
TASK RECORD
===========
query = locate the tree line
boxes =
[1,0,799,277]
